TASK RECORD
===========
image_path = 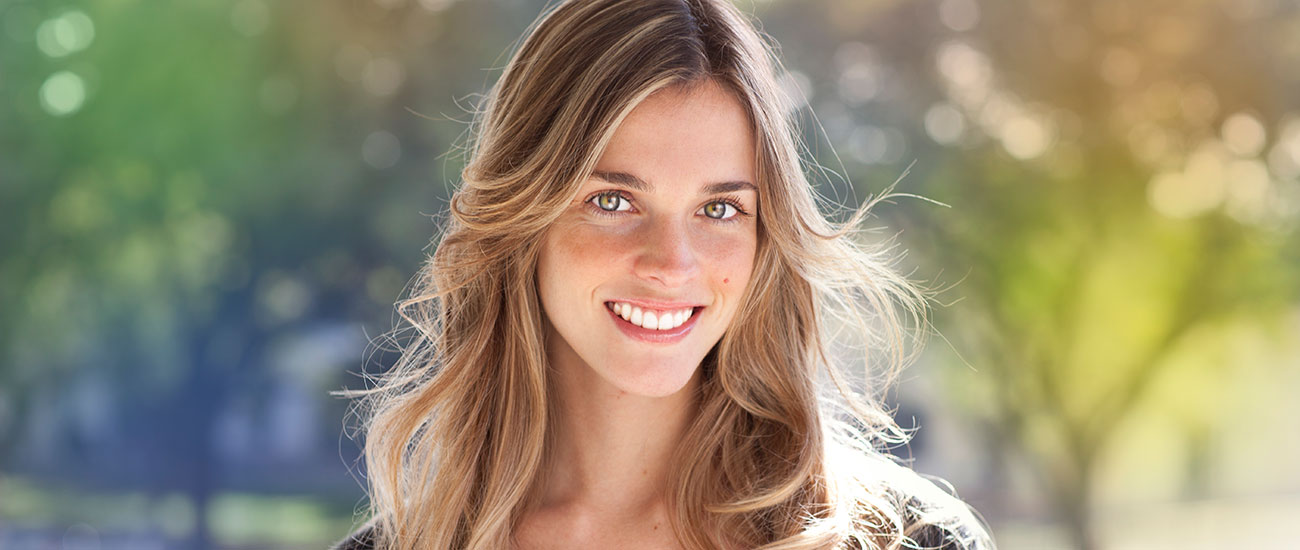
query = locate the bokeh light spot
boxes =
[50,184,107,234]
[255,272,312,325]
[1267,116,1300,179]
[999,115,1053,160]
[39,71,86,116]
[848,125,906,165]
[936,40,992,105]
[924,102,965,145]
[1224,159,1272,224]
[1148,140,1230,218]
[1222,112,1267,157]
[335,44,371,83]
[1148,173,1197,219]
[36,10,94,58]
[362,131,401,169]
[834,42,881,105]
[838,64,880,105]
[362,57,405,97]
[777,70,812,115]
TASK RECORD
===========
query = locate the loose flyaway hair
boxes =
[336,1,994,548]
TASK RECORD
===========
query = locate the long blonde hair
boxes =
[338,1,991,548]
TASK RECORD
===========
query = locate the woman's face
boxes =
[537,80,759,398]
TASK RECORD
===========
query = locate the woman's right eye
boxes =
[588,191,632,213]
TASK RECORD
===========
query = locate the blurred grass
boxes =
[0,475,358,547]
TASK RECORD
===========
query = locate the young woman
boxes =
[333,0,993,548]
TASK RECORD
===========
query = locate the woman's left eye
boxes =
[700,200,738,220]
[589,192,632,212]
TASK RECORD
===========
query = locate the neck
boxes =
[538,340,702,515]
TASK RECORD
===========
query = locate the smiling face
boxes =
[536,80,760,398]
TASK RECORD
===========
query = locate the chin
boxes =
[601,356,702,398]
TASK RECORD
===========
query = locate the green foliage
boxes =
[1,0,1297,548]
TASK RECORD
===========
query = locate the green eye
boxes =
[594,192,628,212]
[702,201,735,220]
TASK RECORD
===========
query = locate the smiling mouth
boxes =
[604,301,704,331]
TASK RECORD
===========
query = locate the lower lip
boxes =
[605,304,702,344]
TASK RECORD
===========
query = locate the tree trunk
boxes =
[1057,460,1098,550]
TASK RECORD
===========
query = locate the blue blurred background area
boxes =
[2,0,1298,549]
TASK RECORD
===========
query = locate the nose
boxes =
[633,216,700,288]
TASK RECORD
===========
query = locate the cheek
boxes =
[538,221,629,297]
[698,230,757,288]
[545,222,625,270]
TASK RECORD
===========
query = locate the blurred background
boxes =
[2,0,1297,548]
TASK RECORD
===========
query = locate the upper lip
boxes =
[605,298,705,309]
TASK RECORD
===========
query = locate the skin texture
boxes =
[521,79,758,549]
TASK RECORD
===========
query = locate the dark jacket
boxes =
[331,517,377,550]
[328,501,991,550]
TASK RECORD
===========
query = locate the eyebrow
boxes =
[590,170,757,195]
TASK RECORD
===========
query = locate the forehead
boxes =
[593,81,757,190]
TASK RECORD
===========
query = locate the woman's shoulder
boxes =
[833,448,995,550]
[329,517,380,550]
[325,461,994,550]
[879,463,995,550]
[892,484,994,550]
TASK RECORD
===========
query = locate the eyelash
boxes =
[583,190,752,223]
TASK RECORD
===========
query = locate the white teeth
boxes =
[608,302,696,331]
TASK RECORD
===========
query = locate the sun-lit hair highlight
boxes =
[335,1,993,549]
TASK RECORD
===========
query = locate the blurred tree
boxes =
[0,0,460,546]
[911,157,1294,549]
[1,0,546,545]
[4,0,1299,548]
[756,0,1300,547]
